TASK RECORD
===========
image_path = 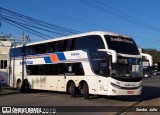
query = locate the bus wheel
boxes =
[20,79,30,93]
[70,82,76,97]
[83,82,89,99]
[109,96,117,100]
[16,79,21,90]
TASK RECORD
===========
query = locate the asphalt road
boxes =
[0,75,160,115]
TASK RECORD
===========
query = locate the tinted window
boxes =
[26,64,58,75]
[75,35,105,51]
[66,39,73,51]
[74,35,109,76]
[0,60,4,69]
[10,47,22,57]
[72,63,84,75]
[91,52,110,77]
[0,60,6,69]
[26,63,84,75]
[55,40,67,52]
[64,63,84,75]
[105,35,139,55]
[12,35,105,57]
[4,60,7,69]
[44,42,56,53]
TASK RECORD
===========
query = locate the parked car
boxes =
[151,70,159,76]
[143,68,152,78]
[143,72,152,78]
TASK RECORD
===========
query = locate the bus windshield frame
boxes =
[104,35,140,55]
[111,56,143,82]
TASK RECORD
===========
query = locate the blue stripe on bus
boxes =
[56,53,66,60]
[44,56,52,63]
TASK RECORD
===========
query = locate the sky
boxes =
[0,0,160,50]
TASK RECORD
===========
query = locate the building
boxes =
[0,37,11,85]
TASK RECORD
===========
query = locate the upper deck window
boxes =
[75,35,105,51]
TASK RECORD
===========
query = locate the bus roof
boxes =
[15,31,131,47]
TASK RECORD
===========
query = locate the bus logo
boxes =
[20,61,33,65]
[71,52,80,56]
[125,84,135,87]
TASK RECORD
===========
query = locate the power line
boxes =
[2,15,72,36]
[1,7,80,34]
[3,19,51,40]
[0,7,81,40]
[79,0,160,32]
[0,0,108,31]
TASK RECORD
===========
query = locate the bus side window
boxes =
[66,39,72,51]
[71,39,76,50]
[45,42,56,53]
[58,63,64,75]
[72,63,84,75]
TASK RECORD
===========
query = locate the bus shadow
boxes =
[106,86,160,102]
[21,86,160,102]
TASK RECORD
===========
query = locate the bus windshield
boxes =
[104,35,139,55]
[111,57,142,82]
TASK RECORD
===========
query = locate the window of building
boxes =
[0,60,7,69]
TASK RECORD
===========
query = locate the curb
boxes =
[0,88,20,96]
[116,91,160,115]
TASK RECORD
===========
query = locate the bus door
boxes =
[91,51,110,95]
[97,61,109,95]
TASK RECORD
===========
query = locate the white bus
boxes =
[9,31,143,99]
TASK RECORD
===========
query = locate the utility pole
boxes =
[22,31,25,83]
[0,8,1,27]
[22,31,25,44]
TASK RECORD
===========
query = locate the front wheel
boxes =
[16,80,21,90]
[0,87,5,95]
[20,79,30,93]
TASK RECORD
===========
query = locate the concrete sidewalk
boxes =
[0,86,20,96]
[121,97,160,115]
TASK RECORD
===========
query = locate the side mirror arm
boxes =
[97,49,117,63]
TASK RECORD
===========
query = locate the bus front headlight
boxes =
[110,82,121,89]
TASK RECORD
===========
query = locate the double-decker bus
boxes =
[9,31,143,99]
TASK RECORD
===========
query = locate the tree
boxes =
[143,49,160,63]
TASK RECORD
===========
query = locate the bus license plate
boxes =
[127,91,134,94]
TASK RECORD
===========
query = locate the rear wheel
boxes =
[16,79,21,90]
[109,96,117,99]
[0,85,5,95]
[83,82,89,99]
[20,79,30,93]
[70,82,76,97]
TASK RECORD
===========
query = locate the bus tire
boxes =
[83,82,89,99]
[16,79,21,90]
[20,79,30,93]
[109,96,117,99]
[70,82,76,97]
